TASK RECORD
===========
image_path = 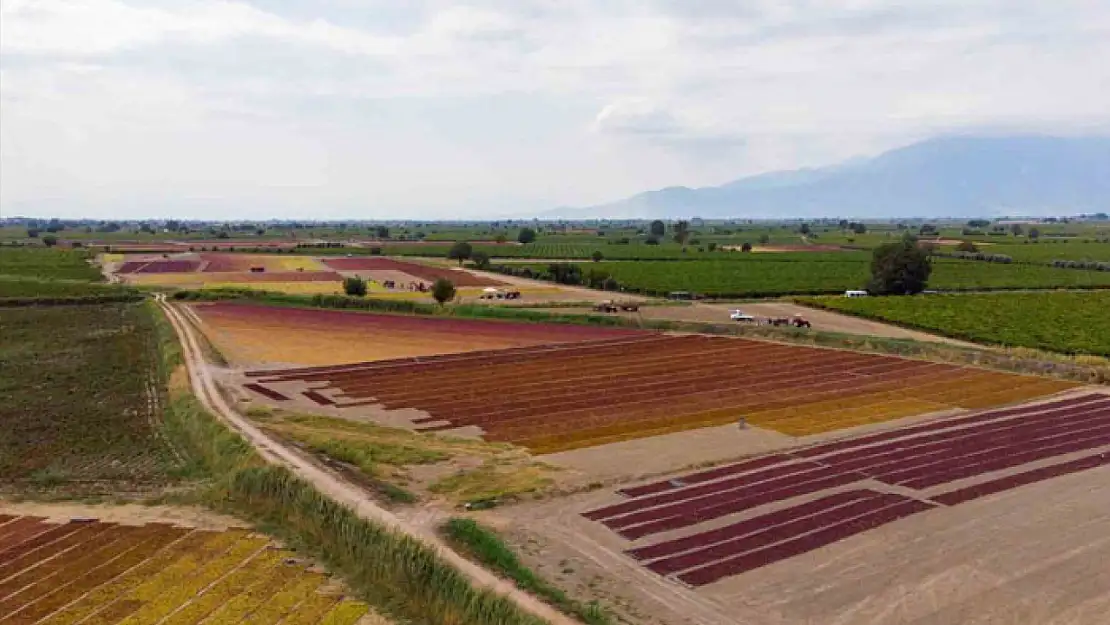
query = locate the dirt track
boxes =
[157,295,578,625]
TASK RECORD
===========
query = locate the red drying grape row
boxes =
[647,492,908,576]
[932,452,1110,505]
[585,460,824,522]
[677,499,934,587]
[302,390,336,406]
[626,490,877,561]
[116,260,200,274]
[243,383,290,401]
[793,394,1110,459]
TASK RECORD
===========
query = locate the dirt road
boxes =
[156,295,575,625]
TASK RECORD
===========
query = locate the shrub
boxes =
[741,242,753,252]
[343,276,367,297]
[591,250,604,262]
[447,241,472,265]
[42,235,58,247]
[517,228,537,244]
[432,278,456,304]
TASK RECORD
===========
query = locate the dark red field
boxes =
[583,393,1110,586]
[243,333,1074,452]
[116,260,200,274]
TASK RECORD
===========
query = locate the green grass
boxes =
[0,247,102,281]
[442,517,614,625]
[0,276,132,299]
[801,291,1110,357]
[0,302,182,489]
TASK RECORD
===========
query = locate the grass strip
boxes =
[442,517,613,625]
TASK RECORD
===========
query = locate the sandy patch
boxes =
[0,500,246,529]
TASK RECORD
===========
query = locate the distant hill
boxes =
[551,136,1110,219]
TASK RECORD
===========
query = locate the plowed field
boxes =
[245,334,1077,452]
[583,393,1110,587]
[320,258,503,287]
[0,515,373,624]
[192,301,645,366]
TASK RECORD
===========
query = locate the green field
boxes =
[0,302,181,486]
[802,291,1110,357]
[538,258,1110,297]
[0,247,102,280]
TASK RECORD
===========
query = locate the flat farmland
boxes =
[320,257,504,287]
[554,258,1110,297]
[0,303,180,488]
[244,334,1077,452]
[191,301,645,366]
[501,392,1110,625]
[0,513,374,625]
[803,291,1110,357]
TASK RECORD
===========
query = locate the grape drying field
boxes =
[191,301,643,366]
[0,515,371,624]
[243,334,1077,453]
[583,393,1110,587]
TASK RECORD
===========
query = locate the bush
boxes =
[343,276,367,297]
[707,242,718,252]
[517,228,537,244]
[956,240,979,253]
[591,250,604,262]
[447,241,472,265]
[470,251,491,270]
[432,278,456,304]
[42,235,58,247]
[741,242,753,252]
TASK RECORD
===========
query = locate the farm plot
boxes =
[0,248,102,282]
[0,303,180,488]
[557,258,1110,297]
[245,334,1076,452]
[583,393,1110,587]
[199,253,326,272]
[802,291,1110,357]
[321,257,503,287]
[0,515,372,624]
[192,301,644,366]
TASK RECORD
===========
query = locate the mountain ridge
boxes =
[546,135,1110,219]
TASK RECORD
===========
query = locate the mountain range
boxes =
[548,135,1110,219]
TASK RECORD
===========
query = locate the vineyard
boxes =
[0,515,371,624]
[802,291,1110,356]
[242,335,1075,453]
[379,242,863,261]
[0,248,102,281]
[192,301,643,365]
[0,302,181,488]
[540,258,1110,297]
[584,393,1110,586]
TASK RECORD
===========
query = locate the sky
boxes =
[1,0,1108,220]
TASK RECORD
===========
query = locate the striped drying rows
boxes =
[246,334,1076,452]
[0,517,371,625]
[584,393,1110,587]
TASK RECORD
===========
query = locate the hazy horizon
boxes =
[3,1,1109,220]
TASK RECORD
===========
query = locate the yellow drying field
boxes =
[0,514,373,625]
[190,301,644,367]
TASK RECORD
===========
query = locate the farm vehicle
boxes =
[593,300,640,313]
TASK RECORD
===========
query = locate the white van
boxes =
[844,290,869,298]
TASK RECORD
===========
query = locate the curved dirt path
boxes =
[155,295,576,625]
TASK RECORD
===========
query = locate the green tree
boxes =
[649,220,666,237]
[432,278,456,304]
[375,225,390,239]
[494,233,508,244]
[672,220,690,246]
[707,242,717,251]
[758,233,770,245]
[591,250,604,262]
[470,250,490,269]
[1028,227,1040,240]
[868,234,932,295]
[343,276,367,297]
[42,235,59,247]
[27,228,39,238]
[1010,224,1024,236]
[447,241,473,265]
[517,228,537,244]
[741,242,753,252]
[798,223,811,235]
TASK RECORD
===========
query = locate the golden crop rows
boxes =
[1,517,374,625]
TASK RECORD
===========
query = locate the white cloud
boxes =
[1,0,1109,218]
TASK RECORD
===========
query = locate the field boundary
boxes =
[156,295,577,624]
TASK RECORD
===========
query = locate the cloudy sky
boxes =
[2,0,1108,219]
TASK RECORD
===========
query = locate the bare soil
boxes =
[0,500,245,529]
